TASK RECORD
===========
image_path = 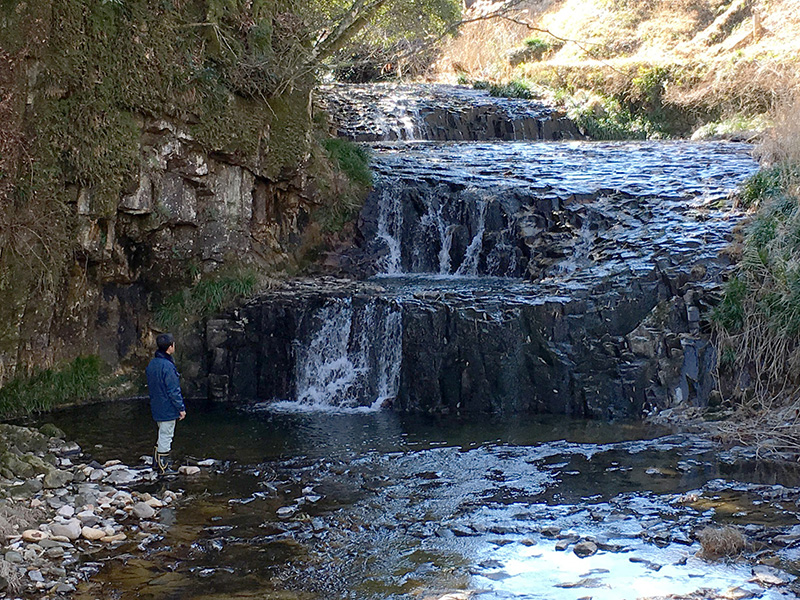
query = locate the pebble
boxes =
[27,570,44,582]
[573,541,598,558]
[81,527,106,541]
[49,519,81,541]
[106,469,137,485]
[43,469,73,489]
[178,466,201,476]
[132,502,156,519]
[276,506,297,518]
[57,505,75,518]
[22,530,48,543]
[751,564,793,586]
[540,525,561,537]
[555,539,571,551]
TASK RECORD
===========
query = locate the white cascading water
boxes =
[376,182,404,275]
[291,298,402,410]
[374,93,419,140]
[455,195,489,276]
[374,309,402,402]
[377,183,491,277]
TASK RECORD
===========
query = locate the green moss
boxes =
[263,89,314,179]
[0,356,102,418]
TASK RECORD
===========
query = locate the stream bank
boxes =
[0,422,209,597]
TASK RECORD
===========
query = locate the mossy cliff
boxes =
[0,0,365,396]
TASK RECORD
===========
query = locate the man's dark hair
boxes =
[156,333,175,352]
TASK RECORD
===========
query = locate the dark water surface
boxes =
[29,400,800,600]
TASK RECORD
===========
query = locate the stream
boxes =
[39,84,800,599]
[35,400,800,599]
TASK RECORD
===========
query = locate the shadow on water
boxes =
[28,400,800,600]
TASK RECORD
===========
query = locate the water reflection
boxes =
[31,402,800,600]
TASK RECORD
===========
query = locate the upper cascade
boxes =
[319,83,581,142]
[347,140,759,279]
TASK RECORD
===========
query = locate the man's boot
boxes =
[153,446,177,475]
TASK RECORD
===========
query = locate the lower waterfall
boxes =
[285,298,402,410]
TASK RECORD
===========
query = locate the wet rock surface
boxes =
[190,139,757,416]
[320,83,581,142]
[198,143,755,418]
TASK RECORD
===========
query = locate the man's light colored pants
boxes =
[156,420,176,453]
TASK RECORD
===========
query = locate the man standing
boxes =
[146,333,186,475]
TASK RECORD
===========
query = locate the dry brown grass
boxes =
[0,502,45,540]
[433,0,800,125]
[706,88,800,459]
[0,558,22,593]
[432,5,539,79]
[697,526,747,560]
[758,92,800,166]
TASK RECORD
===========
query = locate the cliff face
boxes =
[0,1,333,386]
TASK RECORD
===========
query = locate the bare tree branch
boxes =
[310,0,390,63]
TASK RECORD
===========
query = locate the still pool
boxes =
[29,399,800,599]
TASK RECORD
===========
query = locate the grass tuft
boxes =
[698,526,746,560]
[154,265,260,331]
[321,138,372,187]
[0,356,102,418]
[474,78,537,100]
[314,137,373,233]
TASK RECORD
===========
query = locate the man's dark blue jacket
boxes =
[146,350,186,422]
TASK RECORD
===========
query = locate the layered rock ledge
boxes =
[320,83,581,141]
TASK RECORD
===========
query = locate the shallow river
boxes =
[31,400,800,600]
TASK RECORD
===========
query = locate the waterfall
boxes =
[374,182,493,277]
[290,298,402,410]
[455,194,489,276]
[376,182,403,275]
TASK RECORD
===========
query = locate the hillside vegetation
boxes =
[0,0,458,416]
[435,0,799,139]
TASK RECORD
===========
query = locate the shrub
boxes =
[524,37,552,52]
[738,165,797,209]
[0,356,102,418]
[711,277,747,333]
[567,94,653,140]
[474,79,536,100]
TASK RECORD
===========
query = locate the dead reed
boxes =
[697,526,747,560]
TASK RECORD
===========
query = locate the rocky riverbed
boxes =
[6,402,800,599]
[0,423,206,597]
